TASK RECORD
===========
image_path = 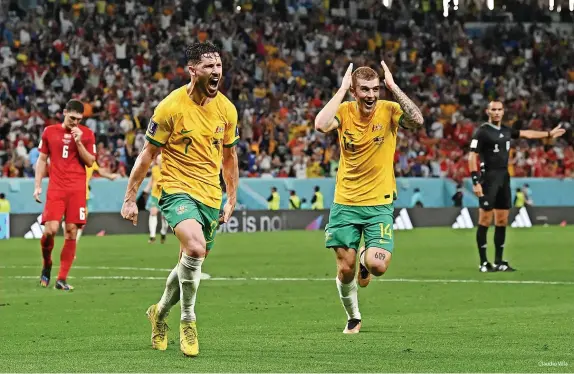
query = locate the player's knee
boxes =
[495,218,508,226]
[43,222,59,236]
[150,207,158,216]
[479,211,493,226]
[367,248,391,276]
[180,235,206,258]
[336,262,355,282]
[64,225,78,240]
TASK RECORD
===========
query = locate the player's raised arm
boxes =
[71,127,95,167]
[315,63,353,133]
[518,124,566,140]
[381,61,424,129]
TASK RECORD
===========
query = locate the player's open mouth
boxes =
[208,77,220,90]
[364,99,375,108]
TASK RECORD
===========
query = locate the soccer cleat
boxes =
[40,267,51,288]
[161,234,166,244]
[494,261,516,272]
[54,279,74,291]
[357,247,371,288]
[479,261,495,273]
[180,321,199,357]
[343,318,362,334]
[146,304,169,351]
[148,237,156,244]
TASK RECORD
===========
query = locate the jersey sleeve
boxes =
[334,102,348,128]
[470,127,484,153]
[146,101,174,147]
[223,101,240,148]
[39,128,49,155]
[389,101,405,129]
[92,161,99,172]
[83,128,96,157]
[510,128,520,139]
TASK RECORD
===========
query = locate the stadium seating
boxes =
[0,0,573,180]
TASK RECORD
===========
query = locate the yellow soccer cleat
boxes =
[180,321,199,357]
[357,246,371,288]
[146,304,169,351]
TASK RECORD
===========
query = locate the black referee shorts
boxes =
[479,170,511,211]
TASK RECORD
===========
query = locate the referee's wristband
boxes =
[471,171,480,186]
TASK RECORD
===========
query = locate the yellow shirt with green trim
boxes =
[85,162,99,200]
[150,165,162,199]
[145,86,239,209]
[333,100,403,206]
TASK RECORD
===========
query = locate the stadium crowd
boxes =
[0,0,573,182]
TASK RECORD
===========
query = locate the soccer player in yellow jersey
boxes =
[120,42,239,357]
[144,154,169,244]
[315,61,424,334]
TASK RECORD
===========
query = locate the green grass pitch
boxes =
[1,227,573,372]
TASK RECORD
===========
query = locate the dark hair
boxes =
[0,193,5,199]
[65,99,84,114]
[185,42,221,65]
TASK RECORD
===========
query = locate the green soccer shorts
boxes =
[159,191,220,250]
[325,203,395,253]
[146,195,160,210]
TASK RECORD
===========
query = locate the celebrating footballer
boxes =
[315,61,424,334]
[121,42,239,357]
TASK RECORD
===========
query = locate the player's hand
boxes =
[339,63,353,92]
[33,187,42,203]
[380,60,396,90]
[549,124,566,138]
[121,200,139,226]
[109,173,120,181]
[473,184,484,198]
[71,127,83,143]
[221,200,236,224]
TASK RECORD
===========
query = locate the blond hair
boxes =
[352,66,379,87]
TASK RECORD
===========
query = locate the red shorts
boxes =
[42,189,87,226]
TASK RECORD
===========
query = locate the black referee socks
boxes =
[494,226,506,264]
[476,225,489,264]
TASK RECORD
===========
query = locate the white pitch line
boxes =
[6,275,574,285]
[0,265,173,272]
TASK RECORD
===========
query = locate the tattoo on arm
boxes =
[389,85,424,129]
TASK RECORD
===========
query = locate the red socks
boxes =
[40,234,55,268]
[57,239,77,281]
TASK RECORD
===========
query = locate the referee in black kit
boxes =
[468,101,566,273]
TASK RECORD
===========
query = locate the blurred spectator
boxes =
[0,0,572,181]
[0,192,9,212]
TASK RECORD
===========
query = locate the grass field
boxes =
[1,226,574,373]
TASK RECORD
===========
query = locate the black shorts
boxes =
[479,170,511,210]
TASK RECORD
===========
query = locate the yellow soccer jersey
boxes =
[85,162,99,199]
[150,165,162,199]
[333,100,403,206]
[145,86,239,209]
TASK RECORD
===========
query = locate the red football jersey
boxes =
[39,124,96,191]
